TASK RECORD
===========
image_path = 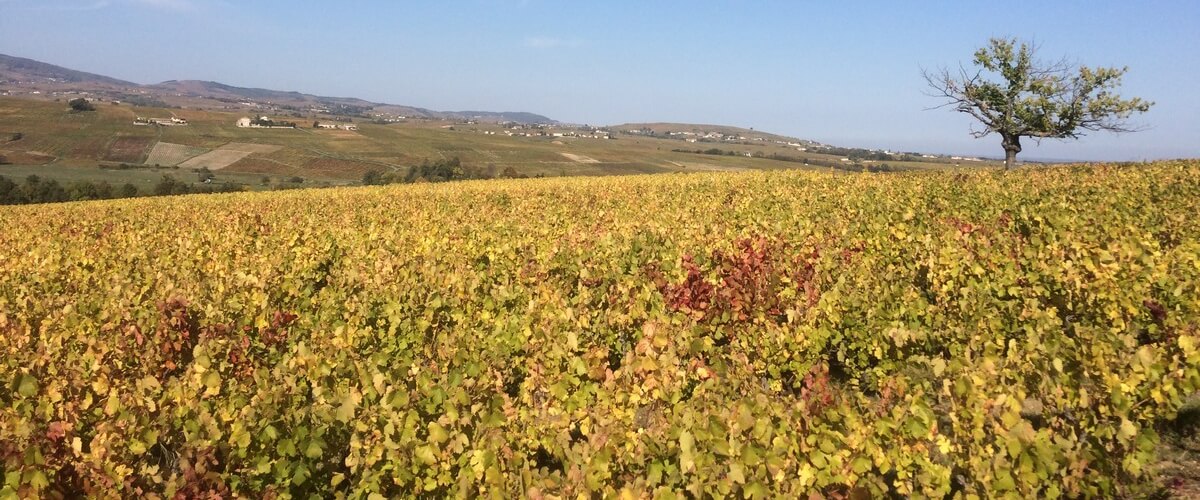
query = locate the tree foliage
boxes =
[249,117,296,128]
[924,37,1152,168]
[67,98,95,112]
[0,174,244,205]
[153,175,241,196]
[361,157,522,186]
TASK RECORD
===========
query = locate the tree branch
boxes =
[922,36,1152,159]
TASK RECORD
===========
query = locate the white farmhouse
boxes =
[236,117,252,128]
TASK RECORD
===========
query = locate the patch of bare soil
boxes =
[0,150,56,164]
[145,142,208,166]
[1152,395,1200,498]
[104,136,154,163]
[560,152,599,163]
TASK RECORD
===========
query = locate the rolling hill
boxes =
[0,53,554,124]
[614,122,822,146]
[0,53,137,88]
[0,53,991,194]
[0,95,987,194]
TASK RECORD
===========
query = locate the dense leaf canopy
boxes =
[2,163,1199,497]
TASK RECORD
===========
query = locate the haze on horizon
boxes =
[1,0,1196,161]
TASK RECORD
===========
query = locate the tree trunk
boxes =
[1001,134,1021,169]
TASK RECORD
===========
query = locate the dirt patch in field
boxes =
[104,137,155,163]
[224,157,299,176]
[1153,396,1200,497]
[219,147,374,179]
[221,143,283,154]
[178,143,283,170]
[70,137,108,159]
[560,152,600,164]
[0,150,56,165]
[179,149,254,170]
[319,129,363,139]
[145,142,208,167]
[302,157,379,179]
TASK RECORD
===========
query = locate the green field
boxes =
[0,96,995,190]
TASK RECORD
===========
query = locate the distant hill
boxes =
[0,53,555,124]
[0,53,136,87]
[613,122,822,147]
[152,80,314,102]
[449,111,557,124]
[147,80,557,124]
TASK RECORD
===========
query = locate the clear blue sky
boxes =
[2,0,1197,160]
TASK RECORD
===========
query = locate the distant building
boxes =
[316,122,357,131]
[237,116,297,129]
[135,116,189,126]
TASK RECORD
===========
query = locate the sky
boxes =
[1,0,1197,160]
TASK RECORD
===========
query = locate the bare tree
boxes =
[924,38,1152,168]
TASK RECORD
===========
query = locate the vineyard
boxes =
[2,162,1199,497]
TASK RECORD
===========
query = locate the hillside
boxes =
[449,110,559,124]
[0,53,137,87]
[0,54,999,196]
[153,80,323,103]
[0,97,986,196]
[0,53,554,124]
[615,122,821,146]
[1,163,1198,496]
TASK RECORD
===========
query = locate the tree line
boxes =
[361,157,542,185]
[3,157,544,205]
[0,174,242,205]
[250,117,297,128]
